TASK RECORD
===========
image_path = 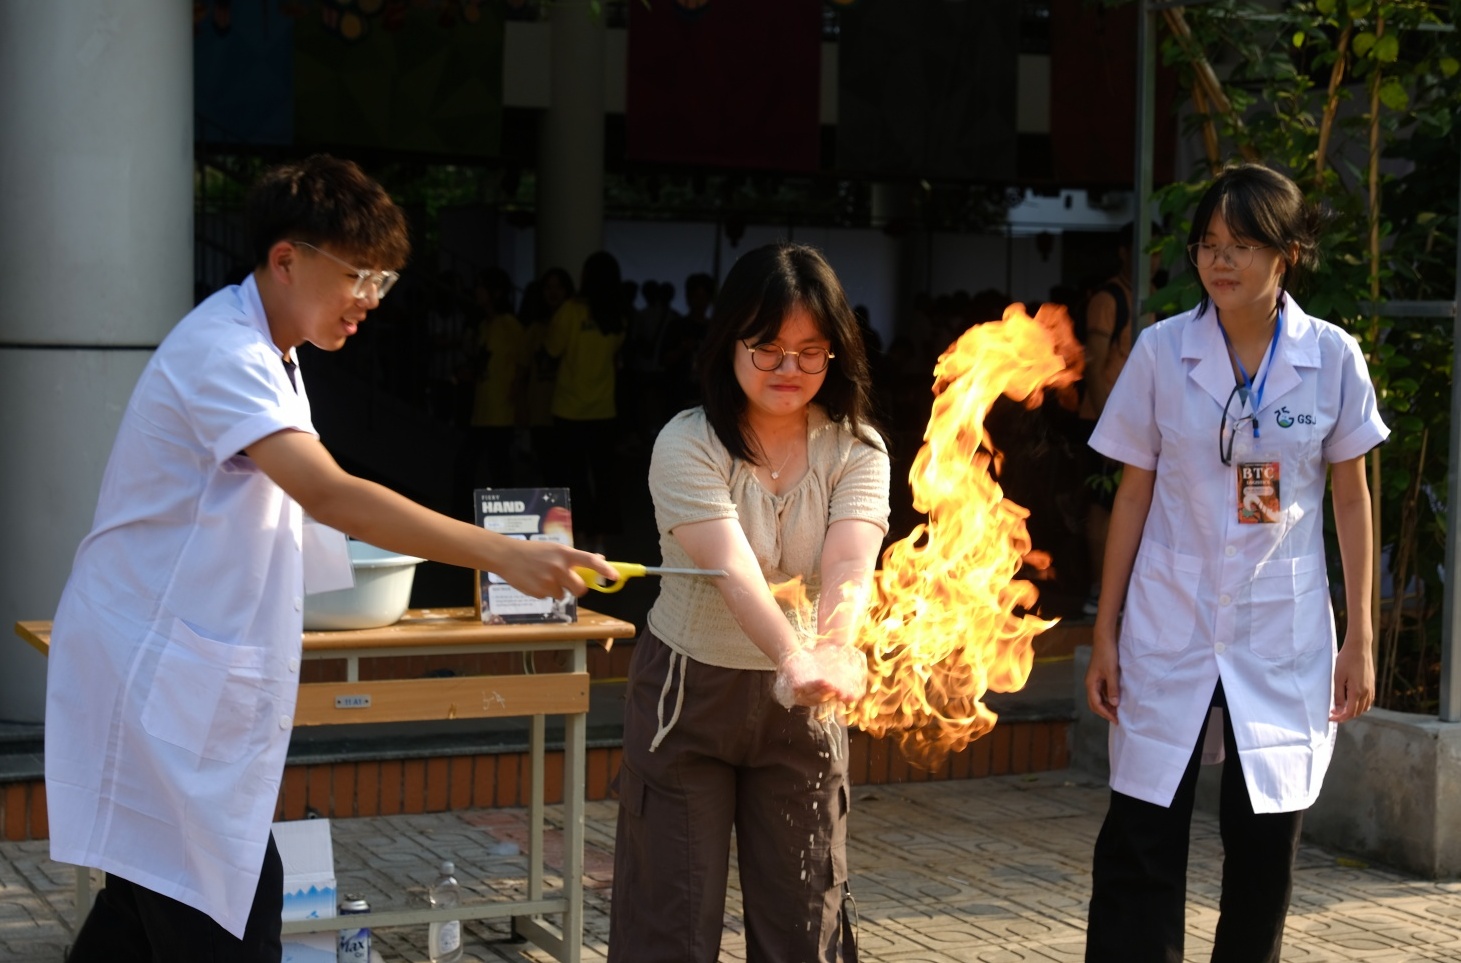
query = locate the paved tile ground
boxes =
[4,770,1461,962]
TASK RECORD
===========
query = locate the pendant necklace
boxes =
[768,448,794,480]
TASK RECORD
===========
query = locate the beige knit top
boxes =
[645,405,892,670]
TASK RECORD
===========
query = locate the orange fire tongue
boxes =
[845,302,1084,767]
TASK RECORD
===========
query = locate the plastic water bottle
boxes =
[427,860,463,963]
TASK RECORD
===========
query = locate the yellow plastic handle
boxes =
[574,562,646,593]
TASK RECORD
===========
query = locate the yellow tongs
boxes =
[574,562,729,594]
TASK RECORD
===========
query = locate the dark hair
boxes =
[579,251,628,335]
[685,273,716,299]
[475,267,514,316]
[245,155,409,270]
[698,242,883,463]
[1188,163,1324,314]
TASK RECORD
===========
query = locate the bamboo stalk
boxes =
[1367,12,1386,649]
[1160,6,1262,163]
[1315,20,1353,177]
[1192,83,1222,173]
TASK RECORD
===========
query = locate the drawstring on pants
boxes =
[649,649,687,752]
[840,880,859,962]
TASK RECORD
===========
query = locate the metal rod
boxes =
[1358,300,1457,318]
[1131,1,1157,330]
[1440,151,1461,723]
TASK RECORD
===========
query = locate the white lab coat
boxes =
[1090,293,1388,814]
[45,275,315,938]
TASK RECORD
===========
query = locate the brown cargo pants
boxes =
[608,629,852,963]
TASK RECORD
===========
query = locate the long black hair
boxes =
[698,242,884,463]
[1188,163,1325,316]
[579,251,628,335]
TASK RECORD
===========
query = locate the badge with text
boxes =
[1236,461,1282,524]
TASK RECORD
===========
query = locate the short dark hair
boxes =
[1188,163,1324,312]
[245,155,410,270]
[697,242,883,463]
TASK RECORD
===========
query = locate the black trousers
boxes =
[1085,683,1304,963]
[69,833,284,963]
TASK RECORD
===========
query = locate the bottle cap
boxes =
[441,860,455,875]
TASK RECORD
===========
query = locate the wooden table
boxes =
[16,607,638,963]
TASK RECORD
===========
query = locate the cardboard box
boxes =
[475,487,578,623]
[275,818,337,921]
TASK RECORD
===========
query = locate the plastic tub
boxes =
[302,541,426,631]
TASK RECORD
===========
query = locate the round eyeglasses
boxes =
[291,240,400,300]
[745,341,835,374]
[1187,241,1268,271]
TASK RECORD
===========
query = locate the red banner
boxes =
[627,0,823,171]
[1050,0,1177,187]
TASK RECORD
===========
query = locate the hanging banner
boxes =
[294,0,504,157]
[836,0,1018,180]
[628,0,823,171]
[1050,0,1177,186]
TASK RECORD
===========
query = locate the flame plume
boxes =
[846,303,1084,767]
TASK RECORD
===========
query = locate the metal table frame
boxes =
[17,608,637,963]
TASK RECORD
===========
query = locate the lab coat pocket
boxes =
[141,619,268,764]
[1121,543,1204,653]
[1250,554,1329,661]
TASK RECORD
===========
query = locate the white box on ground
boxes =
[275,818,338,921]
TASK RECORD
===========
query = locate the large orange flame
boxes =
[846,302,1084,767]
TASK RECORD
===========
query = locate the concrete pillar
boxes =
[535,0,605,280]
[0,1,193,722]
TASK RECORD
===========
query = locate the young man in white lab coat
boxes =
[43,155,615,962]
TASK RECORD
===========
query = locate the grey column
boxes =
[0,1,193,722]
[535,0,605,279]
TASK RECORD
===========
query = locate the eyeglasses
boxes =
[744,341,836,374]
[1219,382,1255,466]
[291,240,399,300]
[1188,241,1268,271]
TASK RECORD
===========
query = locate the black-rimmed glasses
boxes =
[1219,382,1255,466]
[291,240,399,300]
[744,341,836,374]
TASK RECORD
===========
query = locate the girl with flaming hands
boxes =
[1083,164,1388,961]
[608,243,888,962]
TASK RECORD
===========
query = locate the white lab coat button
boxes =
[1215,642,1227,654]
[288,657,300,673]
[279,715,292,730]
[293,597,303,611]
[1220,594,1232,606]
[1225,545,1237,557]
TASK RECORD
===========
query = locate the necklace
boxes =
[767,447,795,480]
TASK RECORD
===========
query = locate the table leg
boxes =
[561,641,587,962]
[71,865,100,934]
[528,713,545,904]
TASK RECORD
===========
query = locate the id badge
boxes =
[303,519,356,594]
[1233,434,1283,525]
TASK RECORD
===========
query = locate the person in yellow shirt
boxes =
[544,251,629,551]
[465,267,524,489]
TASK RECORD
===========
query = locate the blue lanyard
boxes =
[1218,310,1281,440]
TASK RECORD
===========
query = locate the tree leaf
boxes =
[1441,57,1460,78]
[1375,33,1400,64]
[1293,30,1306,48]
[1354,31,1376,57]
[1379,78,1409,111]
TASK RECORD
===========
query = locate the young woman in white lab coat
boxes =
[1082,164,1389,962]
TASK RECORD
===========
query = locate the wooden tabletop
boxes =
[15,607,638,657]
